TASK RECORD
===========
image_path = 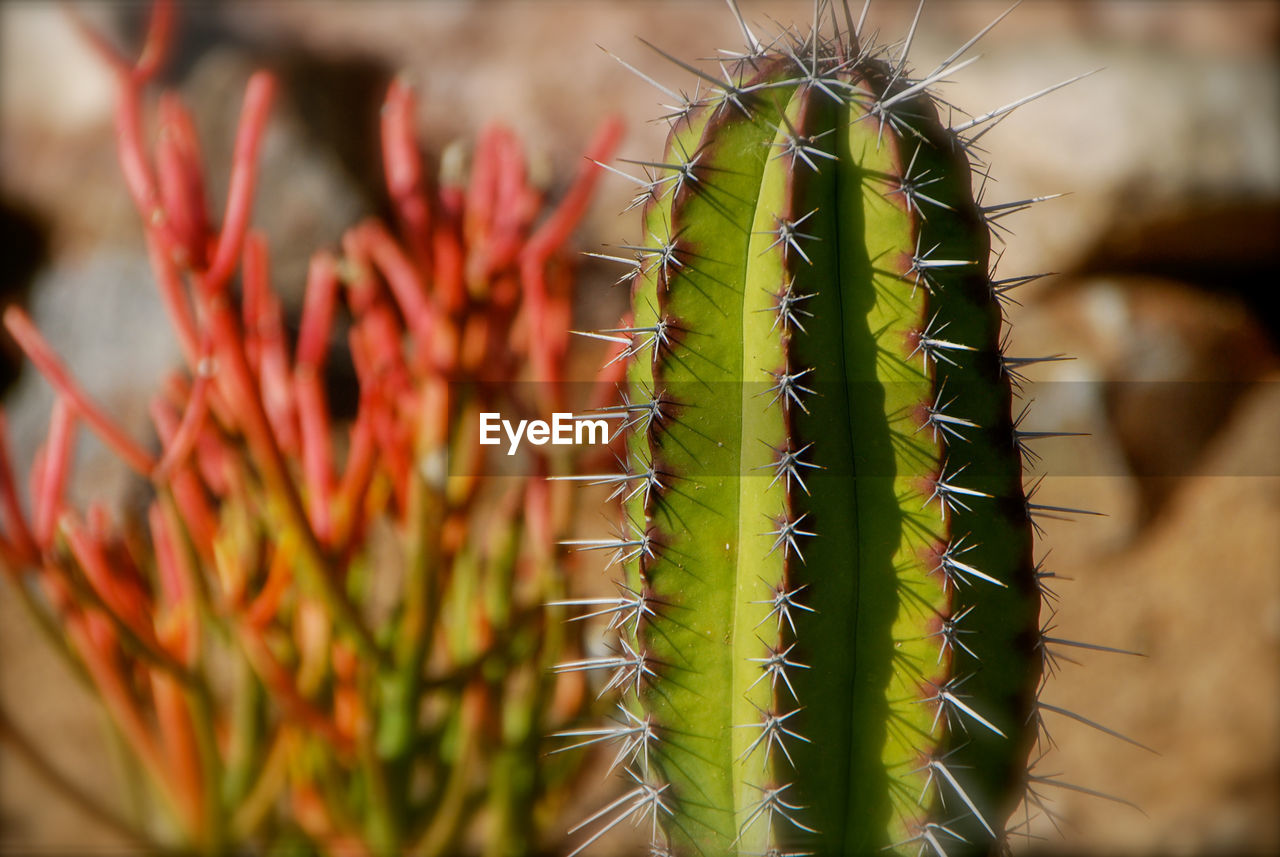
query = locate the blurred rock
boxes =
[0,6,115,135]
[940,39,1280,281]
[1012,275,1278,528]
[1024,374,1280,856]
[0,249,172,852]
[4,250,178,515]
[1077,201,1280,346]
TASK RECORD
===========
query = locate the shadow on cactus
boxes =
[561,2,1142,856]
[0,3,622,855]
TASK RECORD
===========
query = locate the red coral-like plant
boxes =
[0,3,623,854]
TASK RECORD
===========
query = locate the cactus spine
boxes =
[560,4,1084,856]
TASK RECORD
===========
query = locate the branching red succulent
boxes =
[0,2,622,854]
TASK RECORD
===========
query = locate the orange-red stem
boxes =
[380,78,433,278]
[4,307,156,476]
[203,73,276,295]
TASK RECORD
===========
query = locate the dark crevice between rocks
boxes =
[0,197,50,398]
[1054,198,1280,527]
[1073,199,1280,346]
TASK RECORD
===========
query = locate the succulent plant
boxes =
[0,4,621,856]
[561,3,1114,855]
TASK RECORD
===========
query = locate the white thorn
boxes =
[932,535,1006,589]
[926,464,992,517]
[567,768,672,857]
[897,0,926,73]
[763,367,817,414]
[751,581,816,636]
[922,676,1007,738]
[725,0,763,54]
[928,603,978,661]
[877,55,981,113]
[639,37,754,116]
[1037,701,1156,754]
[918,755,995,836]
[737,782,818,840]
[855,0,872,39]
[735,706,810,768]
[763,512,817,563]
[572,329,632,346]
[760,208,821,264]
[747,640,810,702]
[601,45,683,102]
[952,70,1102,134]
[929,1,1021,77]
[753,440,823,495]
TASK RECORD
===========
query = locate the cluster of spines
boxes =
[554,3,1136,855]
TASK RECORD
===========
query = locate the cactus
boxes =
[563,4,1103,856]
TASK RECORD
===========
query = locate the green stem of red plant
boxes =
[411,691,482,857]
[200,290,383,663]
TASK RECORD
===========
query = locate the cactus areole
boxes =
[561,6,1067,857]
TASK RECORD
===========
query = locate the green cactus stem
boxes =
[558,4,1102,856]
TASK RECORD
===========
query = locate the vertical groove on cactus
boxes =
[554,2,1113,855]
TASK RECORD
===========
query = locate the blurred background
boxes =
[1,1,1276,854]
